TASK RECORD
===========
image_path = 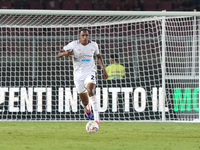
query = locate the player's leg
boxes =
[79,92,93,119]
[74,79,93,119]
[86,83,100,127]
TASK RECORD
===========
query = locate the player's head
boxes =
[110,54,119,63]
[79,28,89,45]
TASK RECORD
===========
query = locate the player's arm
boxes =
[57,49,74,58]
[96,54,108,79]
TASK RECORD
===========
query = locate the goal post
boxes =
[0,10,200,121]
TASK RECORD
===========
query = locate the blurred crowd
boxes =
[0,0,199,11]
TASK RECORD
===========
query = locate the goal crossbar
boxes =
[0,9,200,16]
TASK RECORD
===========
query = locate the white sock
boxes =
[89,95,99,122]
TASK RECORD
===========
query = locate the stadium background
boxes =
[0,0,199,121]
[0,0,199,11]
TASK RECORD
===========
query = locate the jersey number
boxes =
[91,75,94,80]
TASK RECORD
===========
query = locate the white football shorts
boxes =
[74,73,96,94]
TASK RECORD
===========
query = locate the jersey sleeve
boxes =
[63,42,73,52]
[94,42,99,55]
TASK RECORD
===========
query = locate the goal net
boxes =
[0,10,199,121]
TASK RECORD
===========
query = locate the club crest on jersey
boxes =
[79,53,83,57]
[77,49,81,51]
[90,49,93,52]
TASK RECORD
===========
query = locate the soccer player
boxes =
[57,28,108,127]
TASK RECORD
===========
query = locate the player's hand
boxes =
[57,49,74,57]
[60,49,65,52]
[103,69,108,79]
[65,49,74,57]
[57,49,65,57]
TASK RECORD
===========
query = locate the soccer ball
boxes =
[86,121,99,133]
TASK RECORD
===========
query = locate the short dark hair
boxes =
[79,28,89,33]
[110,54,119,62]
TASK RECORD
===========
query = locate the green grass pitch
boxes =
[0,122,199,150]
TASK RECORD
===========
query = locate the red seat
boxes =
[143,0,157,11]
[0,0,12,9]
[30,1,40,9]
[173,1,183,11]
[110,0,122,10]
[126,0,136,7]
[62,0,76,10]
[78,0,92,10]
[158,1,172,11]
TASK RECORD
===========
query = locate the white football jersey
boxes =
[63,40,99,79]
